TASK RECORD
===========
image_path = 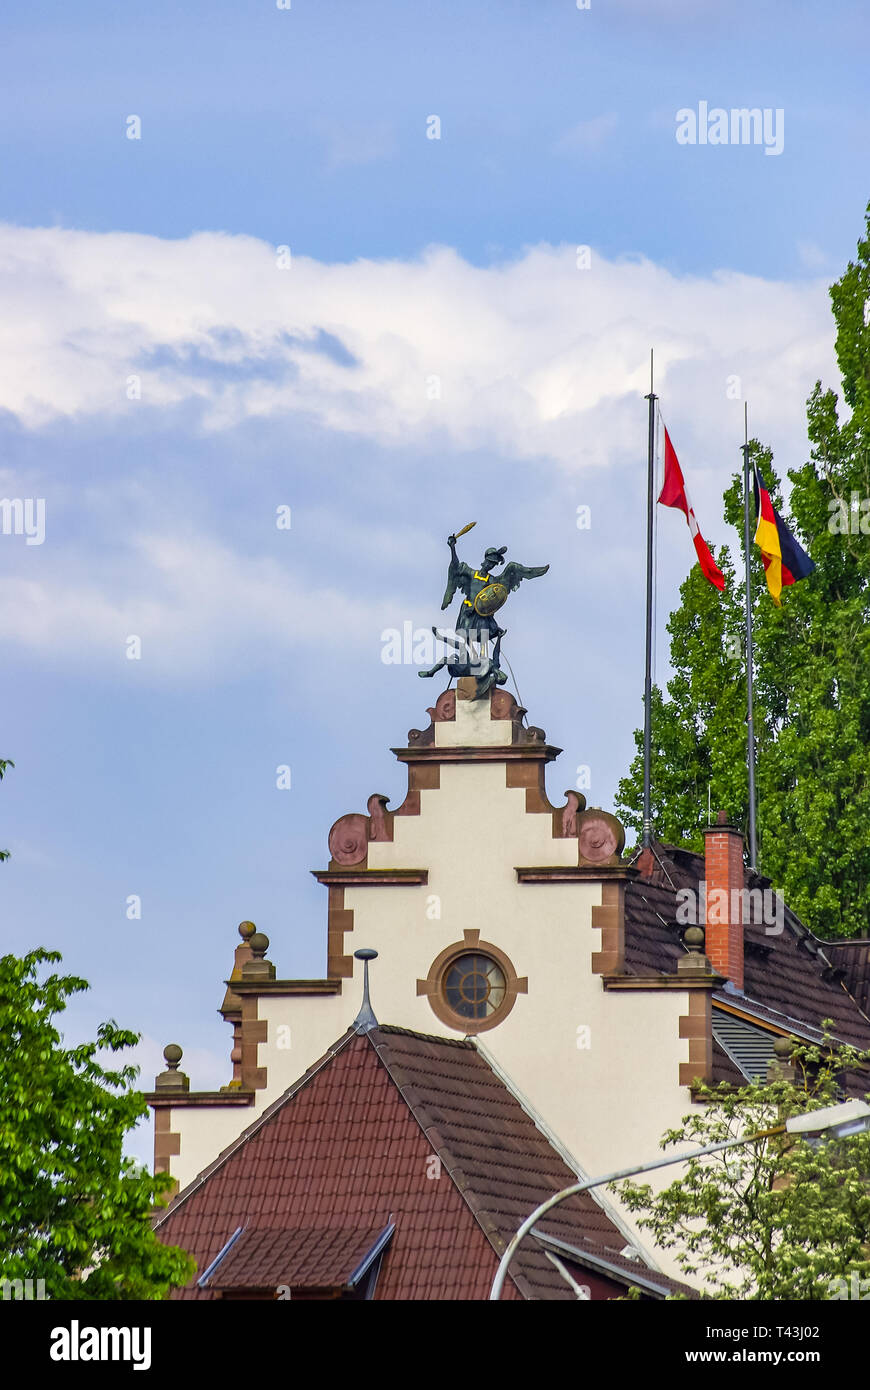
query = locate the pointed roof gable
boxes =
[155,1024,691,1300]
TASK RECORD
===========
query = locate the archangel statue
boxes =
[419,522,549,698]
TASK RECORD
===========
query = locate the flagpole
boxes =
[642,350,657,848]
[742,403,758,870]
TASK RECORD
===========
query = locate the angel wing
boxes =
[496,561,549,592]
[441,559,473,610]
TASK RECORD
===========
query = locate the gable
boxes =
[155,1022,691,1300]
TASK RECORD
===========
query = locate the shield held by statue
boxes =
[473,582,508,617]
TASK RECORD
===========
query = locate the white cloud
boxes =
[0,224,841,684]
[0,529,398,679]
[0,224,837,473]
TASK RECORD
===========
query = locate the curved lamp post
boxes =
[489,1099,870,1300]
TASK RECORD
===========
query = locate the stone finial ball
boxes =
[773,1036,793,1058]
[250,931,270,956]
[163,1043,183,1066]
[684,926,705,950]
[238,921,256,940]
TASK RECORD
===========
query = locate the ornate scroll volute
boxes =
[489,688,517,721]
[327,794,393,866]
[366,793,392,842]
[575,809,626,867]
[489,687,536,743]
[408,689,456,746]
[327,813,369,867]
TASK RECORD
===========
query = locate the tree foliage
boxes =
[0,947,194,1299]
[617,204,870,938]
[615,1034,870,1299]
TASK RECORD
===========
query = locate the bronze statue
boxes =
[419,522,548,698]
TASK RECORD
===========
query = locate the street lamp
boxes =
[489,1099,870,1300]
[786,1098,870,1141]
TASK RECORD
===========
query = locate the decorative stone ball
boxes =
[684,926,705,951]
[249,931,270,958]
[163,1043,183,1067]
[238,920,256,940]
[773,1036,793,1058]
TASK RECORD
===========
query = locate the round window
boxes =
[442,952,507,1021]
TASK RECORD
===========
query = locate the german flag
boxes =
[753,465,815,606]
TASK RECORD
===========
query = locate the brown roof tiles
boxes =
[201,1223,392,1293]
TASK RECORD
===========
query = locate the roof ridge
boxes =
[364,1029,537,1299]
[373,1023,477,1048]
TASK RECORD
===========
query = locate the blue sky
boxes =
[2,0,867,272]
[0,0,867,1155]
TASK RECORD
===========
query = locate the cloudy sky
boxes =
[1,0,866,1157]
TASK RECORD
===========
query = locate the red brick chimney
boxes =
[703,811,745,991]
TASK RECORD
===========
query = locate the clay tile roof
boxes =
[156,1024,694,1300]
[821,939,870,1018]
[202,1223,392,1292]
[627,841,870,1051]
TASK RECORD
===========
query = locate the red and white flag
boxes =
[657,426,725,591]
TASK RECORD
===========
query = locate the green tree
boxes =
[0,947,194,1299]
[615,1034,870,1300]
[617,204,870,939]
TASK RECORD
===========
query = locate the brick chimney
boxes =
[702,811,745,991]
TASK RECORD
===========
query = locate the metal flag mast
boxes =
[642,349,657,848]
[741,402,758,869]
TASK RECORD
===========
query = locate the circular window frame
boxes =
[418,932,526,1034]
